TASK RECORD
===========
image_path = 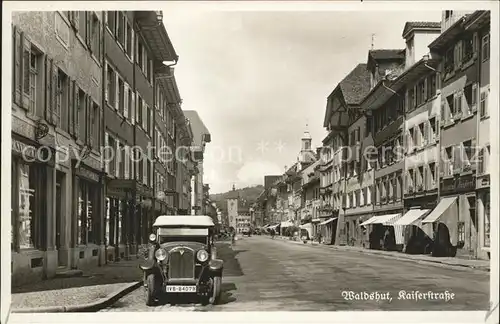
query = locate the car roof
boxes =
[153,215,215,227]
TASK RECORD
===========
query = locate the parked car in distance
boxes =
[140,215,223,306]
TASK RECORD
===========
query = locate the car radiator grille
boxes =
[168,249,195,279]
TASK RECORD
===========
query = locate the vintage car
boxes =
[140,215,223,306]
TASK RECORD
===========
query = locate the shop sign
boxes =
[76,166,100,183]
[12,139,52,164]
[106,187,127,198]
[440,174,475,195]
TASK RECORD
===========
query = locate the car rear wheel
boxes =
[145,273,157,306]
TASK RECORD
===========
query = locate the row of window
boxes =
[406,162,438,193]
[408,73,439,112]
[345,186,373,209]
[104,133,154,187]
[442,142,490,176]
[106,62,154,136]
[155,83,177,137]
[407,118,439,153]
[61,12,102,61]
[444,32,490,74]
[375,173,403,204]
[13,28,100,147]
[105,11,154,85]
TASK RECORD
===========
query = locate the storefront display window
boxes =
[105,198,110,246]
[18,163,36,249]
[78,180,98,245]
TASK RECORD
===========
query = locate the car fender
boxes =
[208,259,224,275]
[139,245,157,272]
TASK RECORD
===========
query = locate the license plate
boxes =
[166,285,197,293]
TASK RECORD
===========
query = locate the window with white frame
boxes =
[482,34,490,62]
[480,88,489,118]
[484,192,490,247]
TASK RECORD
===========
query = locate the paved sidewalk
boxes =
[266,235,490,272]
[11,258,143,312]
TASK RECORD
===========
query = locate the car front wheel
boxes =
[145,273,157,306]
[209,276,222,305]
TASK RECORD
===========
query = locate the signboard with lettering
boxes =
[75,166,100,183]
[12,139,54,165]
[440,174,475,195]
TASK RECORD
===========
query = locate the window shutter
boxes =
[104,63,109,103]
[458,91,463,115]
[98,19,103,60]
[130,147,135,179]
[143,158,148,185]
[71,11,79,31]
[115,73,119,110]
[123,83,129,119]
[124,145,130,180]
[89,100,94,147]
[13,26,22,105]
[104,132,109,173]
[423,122,429,145]
[45,56,53,123]
[21,34,31,110]
[150,159,154,187]
[86,13,92,51]
[473,32,478,55]
[68,78,74,135]
[74,84,80,137]
[150,105,154,136]
[131,91,136,124]
[130,28,135,62]
[143,100,147,129]
[50,61,59,125]
[115,139,120,178]
[472,83,478,111]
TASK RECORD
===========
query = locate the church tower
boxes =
[298,124,314,164]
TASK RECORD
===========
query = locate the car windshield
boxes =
[159,236,208,245]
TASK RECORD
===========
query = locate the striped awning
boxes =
[394,209,430,226]
[360,214,401,226]
[421,197,457,224]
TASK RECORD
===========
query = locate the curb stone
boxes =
[265,236,490,272]
[12,281,143,313]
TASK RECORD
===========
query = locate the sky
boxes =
[162,7,442,194]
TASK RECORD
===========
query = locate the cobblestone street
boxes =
[101,236,489,312]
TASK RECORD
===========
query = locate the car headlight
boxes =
[149,233,157,242]
[155,248,168,261]
[196,249,209,262]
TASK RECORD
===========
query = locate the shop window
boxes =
[105,198,110,246]
[16,162,44,250]
[78,180,98,245]
[457,221,466,245]
[484,193,490,247]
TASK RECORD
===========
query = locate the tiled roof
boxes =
[368,49,405,61]
[402,21,441,37]
[338,63,371,105]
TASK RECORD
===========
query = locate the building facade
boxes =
[12,11,105,285]
[469,11,491,260]
[183,110,211,215]
[11,10,198,285]
[427,10,488,258]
